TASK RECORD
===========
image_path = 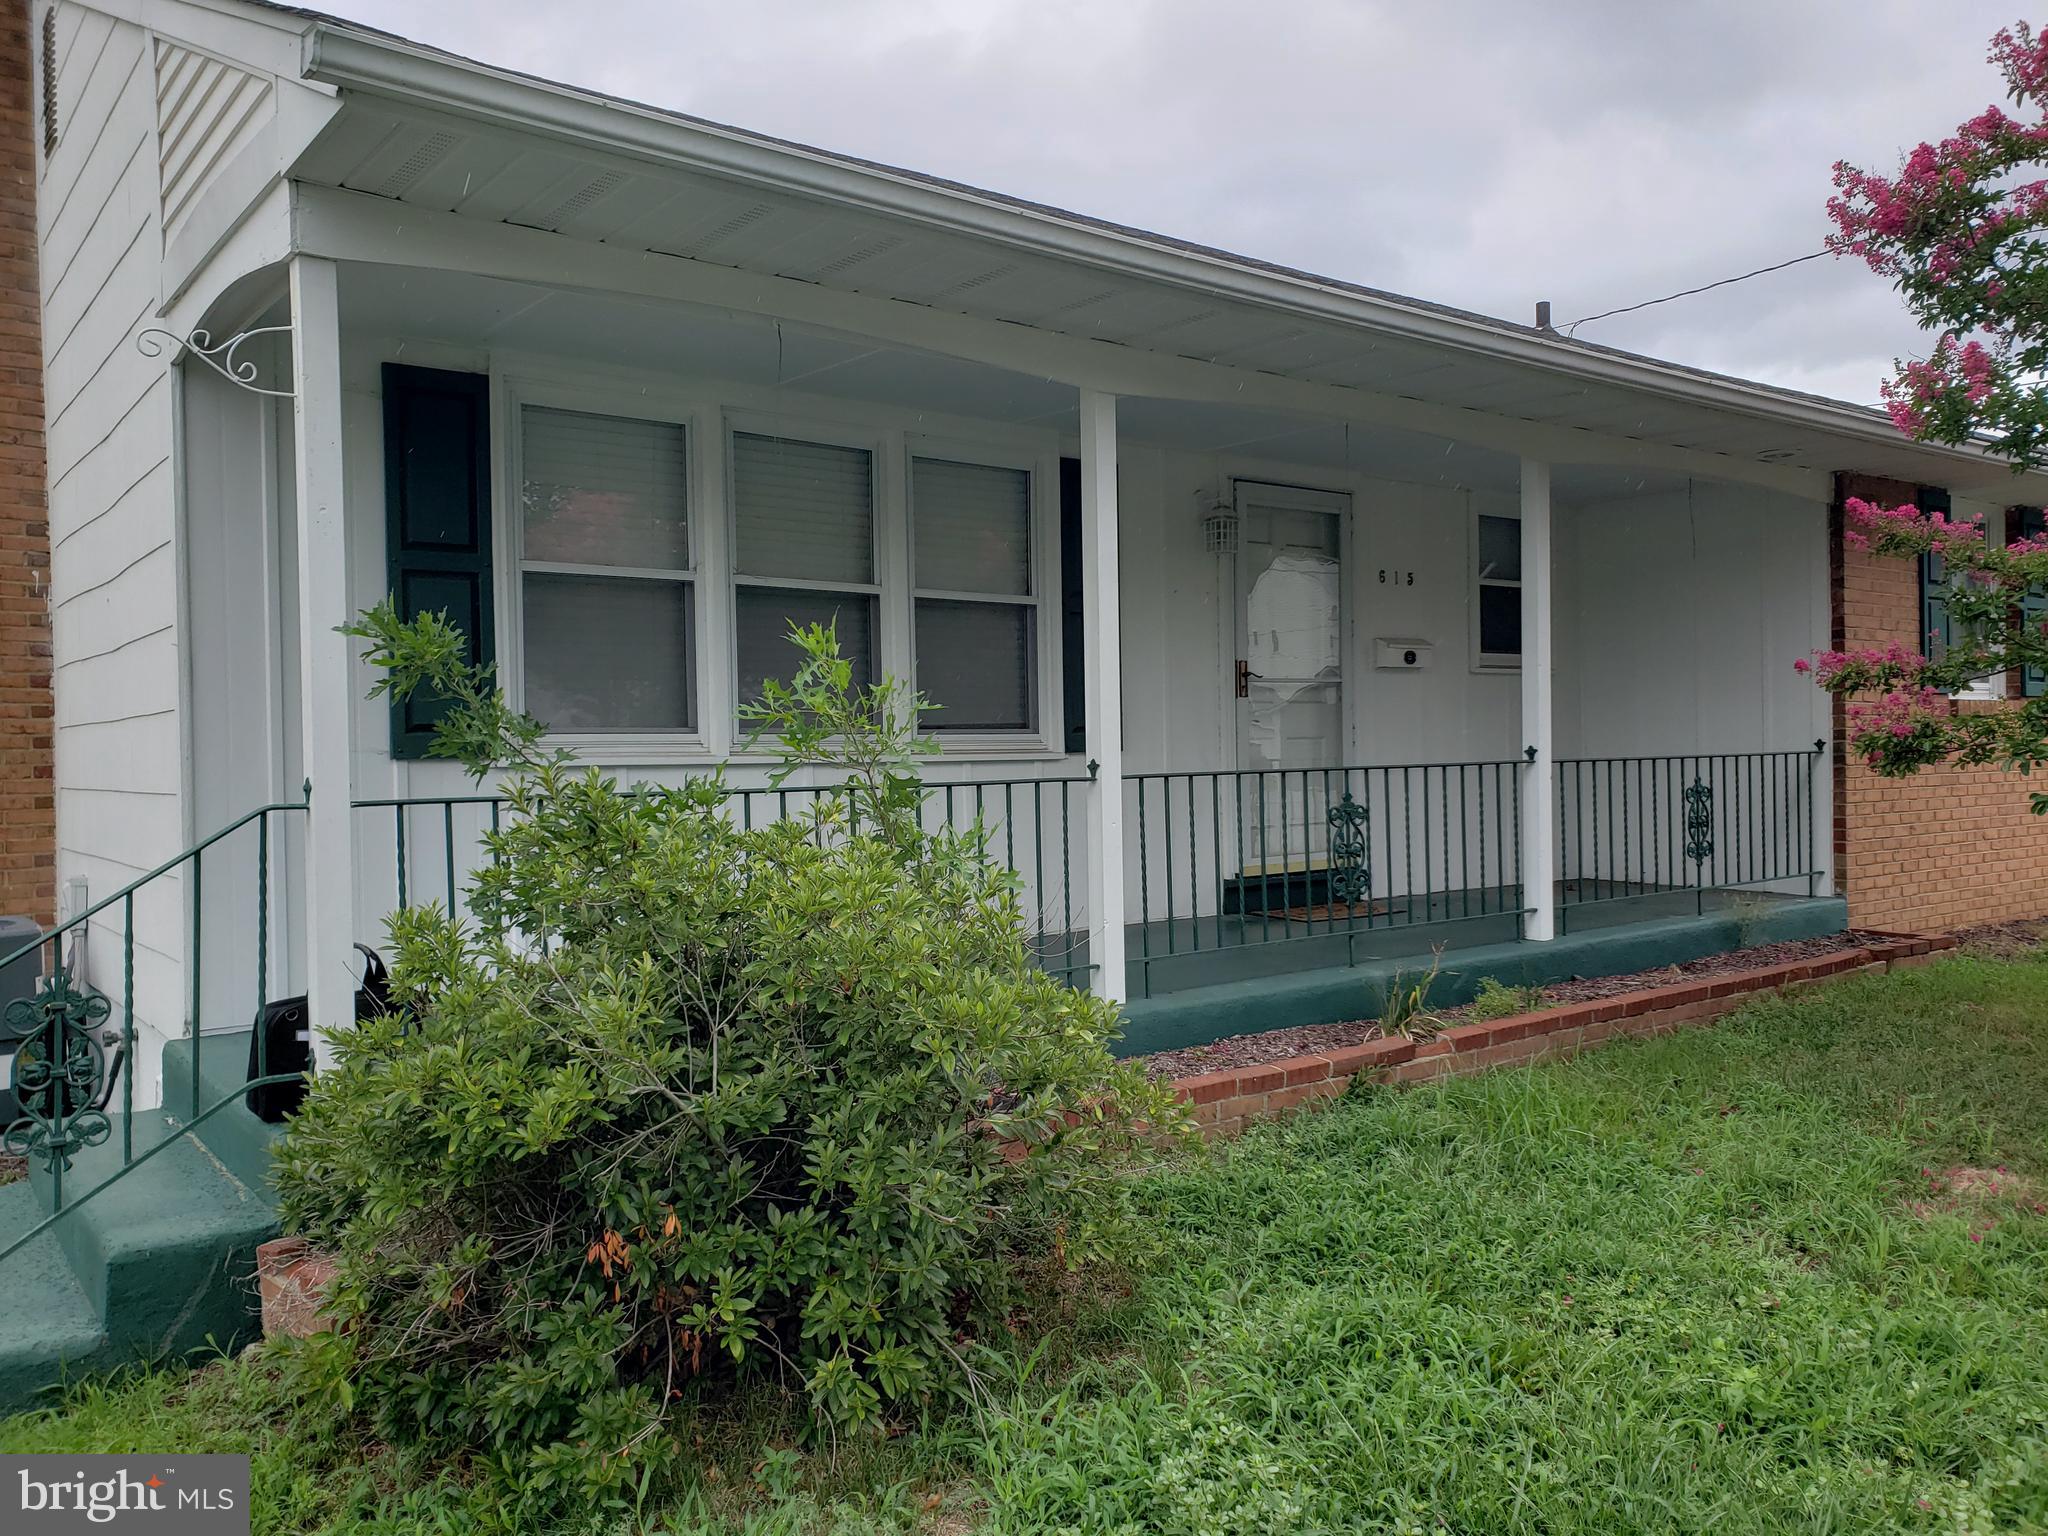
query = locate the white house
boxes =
[32,0,2048,1110]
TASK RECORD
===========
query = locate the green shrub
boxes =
[274,608,1178,1513]
[1465,976,1547,1021]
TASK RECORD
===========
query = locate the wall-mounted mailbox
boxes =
[1374,639,1432,670]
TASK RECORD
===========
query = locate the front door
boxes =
[1235,484,1346,885]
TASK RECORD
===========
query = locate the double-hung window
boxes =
[731,432,879,710]
[911,457,1037,732]
[1473,512,1522,670]
[519,405,695,733]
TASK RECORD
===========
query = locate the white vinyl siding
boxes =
[911,457,1036,732]
[519,405,695,731]
[731,432,878,705]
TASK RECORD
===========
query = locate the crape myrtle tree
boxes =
[1807,21,2048,806]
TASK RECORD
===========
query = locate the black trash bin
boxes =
[0,916,44,1126]
[245,945,392,1123]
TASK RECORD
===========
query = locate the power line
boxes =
[1560,249,1832,335]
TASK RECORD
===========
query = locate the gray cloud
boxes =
[321,0,2023,404]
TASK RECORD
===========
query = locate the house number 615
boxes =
[1378,569,1415,585]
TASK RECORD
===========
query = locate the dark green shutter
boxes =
[383,364,494,759]
[2017,506,2048,698]
[1917,485,1953,661]
[1060,456,1085,754]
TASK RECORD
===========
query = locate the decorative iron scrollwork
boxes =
[1328,790,1371,904]
[135,324,296,398]
[2,968,113,1173]
[1684,777,1715,869]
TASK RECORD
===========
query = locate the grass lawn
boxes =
[6,951,2047,1533]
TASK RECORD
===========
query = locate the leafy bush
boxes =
[274,608,1178,1512]
[1465,976,1547,1022]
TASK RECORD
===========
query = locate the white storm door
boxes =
[1234,485,1347,876]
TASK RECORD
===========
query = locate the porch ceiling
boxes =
[339,263,1698,501]
[287,21,2048,501]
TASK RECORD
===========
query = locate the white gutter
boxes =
[302,24,2023,483]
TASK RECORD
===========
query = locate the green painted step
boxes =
[159,1030,286,1197]
[0,1180,110,1414]
[22,1108,278,1389]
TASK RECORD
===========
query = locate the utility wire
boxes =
[1561,249,1832,335]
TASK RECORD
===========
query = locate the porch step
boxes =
[0,1180,110,1413]
[22,1109,277,1389]
[160,1030,286,1196]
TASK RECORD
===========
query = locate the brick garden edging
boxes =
[1167,931,1960,1138]
[256,1236,339,1340]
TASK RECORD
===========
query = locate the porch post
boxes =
[1519,457,1557,941]
[289,254,357,1067]
[1079,388,1127,1004]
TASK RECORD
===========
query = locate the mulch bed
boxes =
[1949,916,2048,958]
[1130,929,1903,1080]
[0,1154,24,1188]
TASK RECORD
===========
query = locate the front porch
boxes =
[142,251,1845,1079]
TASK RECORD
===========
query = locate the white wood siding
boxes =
[153,38,271,240]
[39,2,183,1096]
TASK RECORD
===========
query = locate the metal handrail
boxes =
[0,797,310,1267]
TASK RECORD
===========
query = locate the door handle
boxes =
[1236,659,1261,698]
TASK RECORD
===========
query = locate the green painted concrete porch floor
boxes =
[1118,883,1821,997]
[1114,894,1850,1057]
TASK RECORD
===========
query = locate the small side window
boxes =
[1473,512,1521,670]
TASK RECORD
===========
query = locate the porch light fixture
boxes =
[1199,488,1239,556]
[135,324,297,399]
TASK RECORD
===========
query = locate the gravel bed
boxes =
[1130,929,1898,1081]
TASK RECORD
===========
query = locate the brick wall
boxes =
[1833,473,2048,931]
[0,2,49,925]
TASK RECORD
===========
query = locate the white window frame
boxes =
[481,357,1068,767]
[496,373,710,759]
[906,435,1060,749]
[724,411,890,747]
[1470,504,1522,674]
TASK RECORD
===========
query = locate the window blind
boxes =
[525,572,695,732]
[733,433,874,583]
[913,458,1030,594]
[916,601,1035,731]
[522,406,688,570]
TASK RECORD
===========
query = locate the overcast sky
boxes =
[323,1,2020,407]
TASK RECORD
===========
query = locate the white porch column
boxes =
[1079,389,1127,1004]
[1519,458,1558,941]
[289,254,357,1066]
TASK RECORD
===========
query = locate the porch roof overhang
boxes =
[267,11,2048,503]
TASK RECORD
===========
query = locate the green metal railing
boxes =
[352,775,1096,989]
[1554,745,1824,931]
[0,799,306,1267]
[1123,762,1529,998]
